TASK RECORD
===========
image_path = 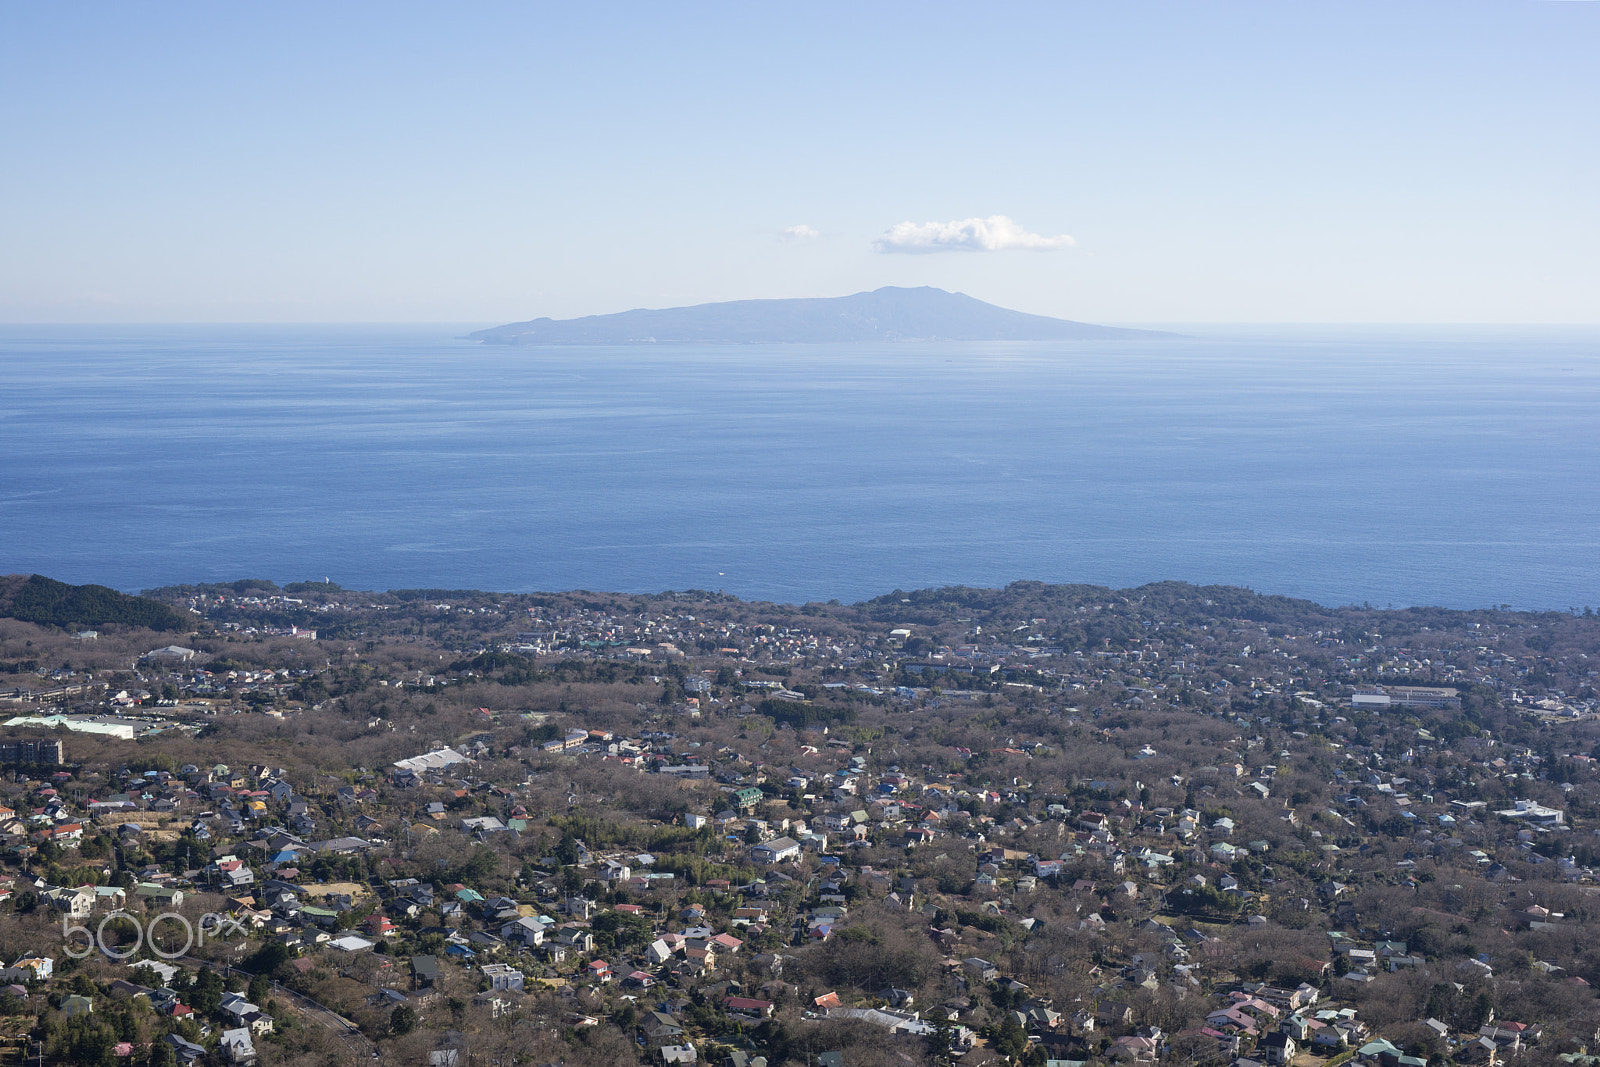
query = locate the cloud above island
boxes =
[873,215,1075,254]
[782,224,820,240]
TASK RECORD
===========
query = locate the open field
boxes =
[297,880,374,902]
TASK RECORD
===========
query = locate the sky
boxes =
[1,2,1596,324]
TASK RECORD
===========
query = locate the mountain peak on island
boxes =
[469,286,1170,344]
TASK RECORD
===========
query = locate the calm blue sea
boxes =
[2,323,1598,610]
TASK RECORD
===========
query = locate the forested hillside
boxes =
[0,573,186,632]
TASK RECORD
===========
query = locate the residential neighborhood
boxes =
[1,576,1599,1067]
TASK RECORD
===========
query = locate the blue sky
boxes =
[2,2,1596,323]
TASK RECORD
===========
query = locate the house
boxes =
[1,957,52,982]
[963,958,998,981]
[480,895,521,921]
[646,1011,685,1040]
[750,837,801,864]
[477,993,515,1019]
[151,990,188,1016]
[163,1034,207,1064]
[1260,1032,1296,1065]
[44,886,96,919]
[1026,1006,1061,1029]
[482,963,525,991]
[1096,1001,1134,1027]
[210,856,256,890]
[411,955,440,989]
[1280,1016,1313,1042]
[1312,1021,1362,1051]
[221,1027,257,1064]
[1205,1007,1258,1035]
[220,994,274,1034]
[364,914,398,938]
[61,994,93,1017]
[1480,1027,1526,1053]
[1111,1035,1159,1062]
[557,928,596,953]
[501,916,545,947]
[136,884,184,907]
[662,1046,698,1065]
[1358,1039,1404,1063]
[725,996,775,1019]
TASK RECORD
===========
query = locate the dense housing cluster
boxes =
[1,576,1599,1067]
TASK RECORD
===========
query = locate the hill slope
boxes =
[0,574,186,632]
[469,286,1169,345]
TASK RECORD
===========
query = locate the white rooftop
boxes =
[393,747,474,773]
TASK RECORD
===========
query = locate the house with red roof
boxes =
[364,914,397,937]
[725,996,774,1019]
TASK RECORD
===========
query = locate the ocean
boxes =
[2,323,1597,610]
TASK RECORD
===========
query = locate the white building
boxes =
[1496,799,1564,827]
[220,1027,256,1064]
[392,748,475,775]
[750,837,801,864]
[482,963,525,992]
[501,917,545,946]
[141,646,197,663]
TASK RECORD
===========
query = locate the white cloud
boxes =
[783,224,820,240]
[873,214,1074,254]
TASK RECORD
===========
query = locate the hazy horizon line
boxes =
[4,319,1599,329]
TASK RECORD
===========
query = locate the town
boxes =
[0,574,1598,1067]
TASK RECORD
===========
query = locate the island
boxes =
[469,286,1171,345]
